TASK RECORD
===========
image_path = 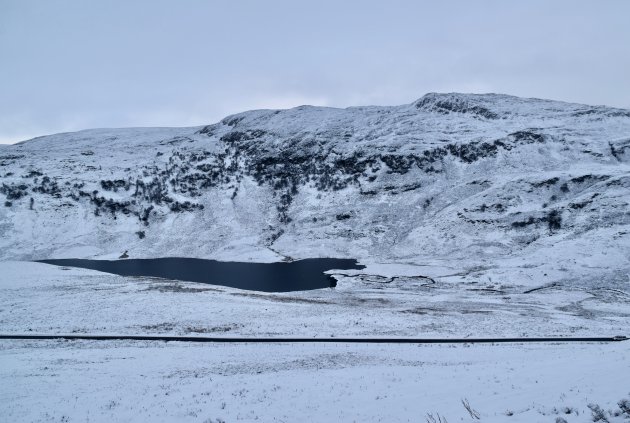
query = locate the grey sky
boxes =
[1,0,629,144]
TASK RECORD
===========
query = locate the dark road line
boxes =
[0,334,627,344]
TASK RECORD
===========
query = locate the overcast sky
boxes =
[1,0,629,144]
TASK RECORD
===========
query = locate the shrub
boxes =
[547,209,562,231]
[587,403,609,422]
[617,398,630,416]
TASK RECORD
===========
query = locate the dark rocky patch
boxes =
[511,209,562,232]
[415,96,499,119]
[531,177,559,188]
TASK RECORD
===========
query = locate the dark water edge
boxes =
[37,257,365,292]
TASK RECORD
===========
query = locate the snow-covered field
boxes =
[1,261,629,338]
[2,339,629,422]
[1,261,629,422]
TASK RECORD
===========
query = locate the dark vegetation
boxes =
[531,177,559,188]
[0,155,25,166]
[572,107,630,118]
[0,183,29,200]
[188,127,548,224]
[100,179,129,191]
[415,96,500,120]
[32,176,62,198]
[511,209,562,232]
[464,203,506,213]
[0,125,554,236]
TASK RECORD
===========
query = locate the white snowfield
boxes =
[0,261,627,422]
[1,339,629,423]
[1,93,629,421]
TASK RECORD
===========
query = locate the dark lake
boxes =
[37,257,365,292]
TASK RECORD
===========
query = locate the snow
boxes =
[1,339,628,422]
[1,93,630,421]
[1,258,629,421]
[1,261,628,338]
[1,93,629,275]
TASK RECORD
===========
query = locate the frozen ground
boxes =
[1,340,629,422]
[1,261,629,338]
[1,261,629,422]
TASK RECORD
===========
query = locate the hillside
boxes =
[1,92,629,290]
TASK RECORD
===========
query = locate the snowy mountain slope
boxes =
[1,93,629,288]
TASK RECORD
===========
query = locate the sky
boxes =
[0,0,629,144]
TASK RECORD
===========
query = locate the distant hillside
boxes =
[1,93,629,288]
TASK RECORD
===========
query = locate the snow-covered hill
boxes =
[1,92,629,287]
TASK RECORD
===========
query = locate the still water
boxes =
[38,257,365,292]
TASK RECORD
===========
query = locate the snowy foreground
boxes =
[1,261,629,422]
[2,339,629,423]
